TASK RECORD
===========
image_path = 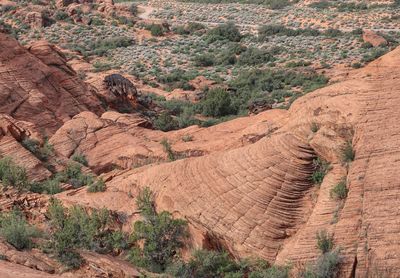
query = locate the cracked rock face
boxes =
[0,33,105,135]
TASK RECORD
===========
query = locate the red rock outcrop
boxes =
[57,47,400,276]
[363,30,387,47]
[0,33,105,135]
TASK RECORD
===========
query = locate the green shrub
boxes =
[54,10,69,21]
[87,179,106,193]
[129,187,188,272]
[21,138,53,161]
[302,250,341,278]
[238,47,274,65]
[316,230,334,254]
[341,141,355,163]
[194,53,215,67]
[71,153,89,167]
[161,139,176,161]
[0,210,39,250]
[330,179,348,200]
[30,179,62,195]
[0,157,29,191]
[200,88,235,117]
[154,112,179,132]
[311,122,319,133]
[149,24,164,36]
[206,22,242,43]
[169,249,289,278]
[47,199,126,267]
[311,158,330,185]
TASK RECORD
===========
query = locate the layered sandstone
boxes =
[57,47,400,276]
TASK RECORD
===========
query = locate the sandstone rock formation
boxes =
[362,30,387,47]
[57,47,400,276]
[0,33,104,135]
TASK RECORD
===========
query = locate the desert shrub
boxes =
[0,157,29,192]
[0,210,39,250]
[129,3,138,15]
[302,250,341,278]
[351,62,362,69]
[129,187,188,272]
[54,10,69,21]
[258,24,320,39]
[161,138,176,161]
[323,28,343,37]
[341,141,355,162]
[154,112,179,132]
[311,158,330,185]
[47,199,126,267]
[228,69,328,113]
[205,22,242,43]
[91,16,104,26]
[194,53,215,67]
[330,179,348,200]
[311,122,319,133]
[56,162,102,190]
[71,153,89,166]
[238,47,274,65]
[361,47,388,63]
[149,24,164,36]
[316,230,334,254]
[87,178,106,193]
[169,249,289,278]
[91,36,133,56]
[21,138,53,161]
[30,179,62,195]
[200,88,235,117]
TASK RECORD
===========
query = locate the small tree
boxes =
[316,230,334,254]
[201,88,234,117]
[129,187,188,272]
[0,210,39,250]
[0,157,29,192]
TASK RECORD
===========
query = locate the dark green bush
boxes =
[0,157,29,192]
[238,47,274,65]
[87,178,106,193]
[154,112,179,132]
[169,249,289,278]
[194,53,215,67]
[302,250,341,278]
[149,24,164,36]
[311,158,330,185]
[71,153,89,167]
[0,210,39,250]
[316,230,334,254]
[200,88,235,117]
[47,199,126,267]
[54,10,69,21]
[129,187,188,272]
[341,141,355,163]
[330,179,348,200]
[129,3,138,15]
[21,138,53,161]
[206,22,242,43]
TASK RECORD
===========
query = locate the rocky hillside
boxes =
[1,0,400,277]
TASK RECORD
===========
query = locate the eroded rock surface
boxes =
[0,33,104,135]
[58,47,400,276]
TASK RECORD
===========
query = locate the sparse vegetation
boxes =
[330,178,348,200]
[0,209,39,250]
[341,141,355,163]
[21,138,54,162]
[316,230,334,254]
[46,198,128,268]
[0,157,30,192]
[71,153,89,167]
[311,158,330,185]
[129,187,188,273]
[161,138,176,161]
